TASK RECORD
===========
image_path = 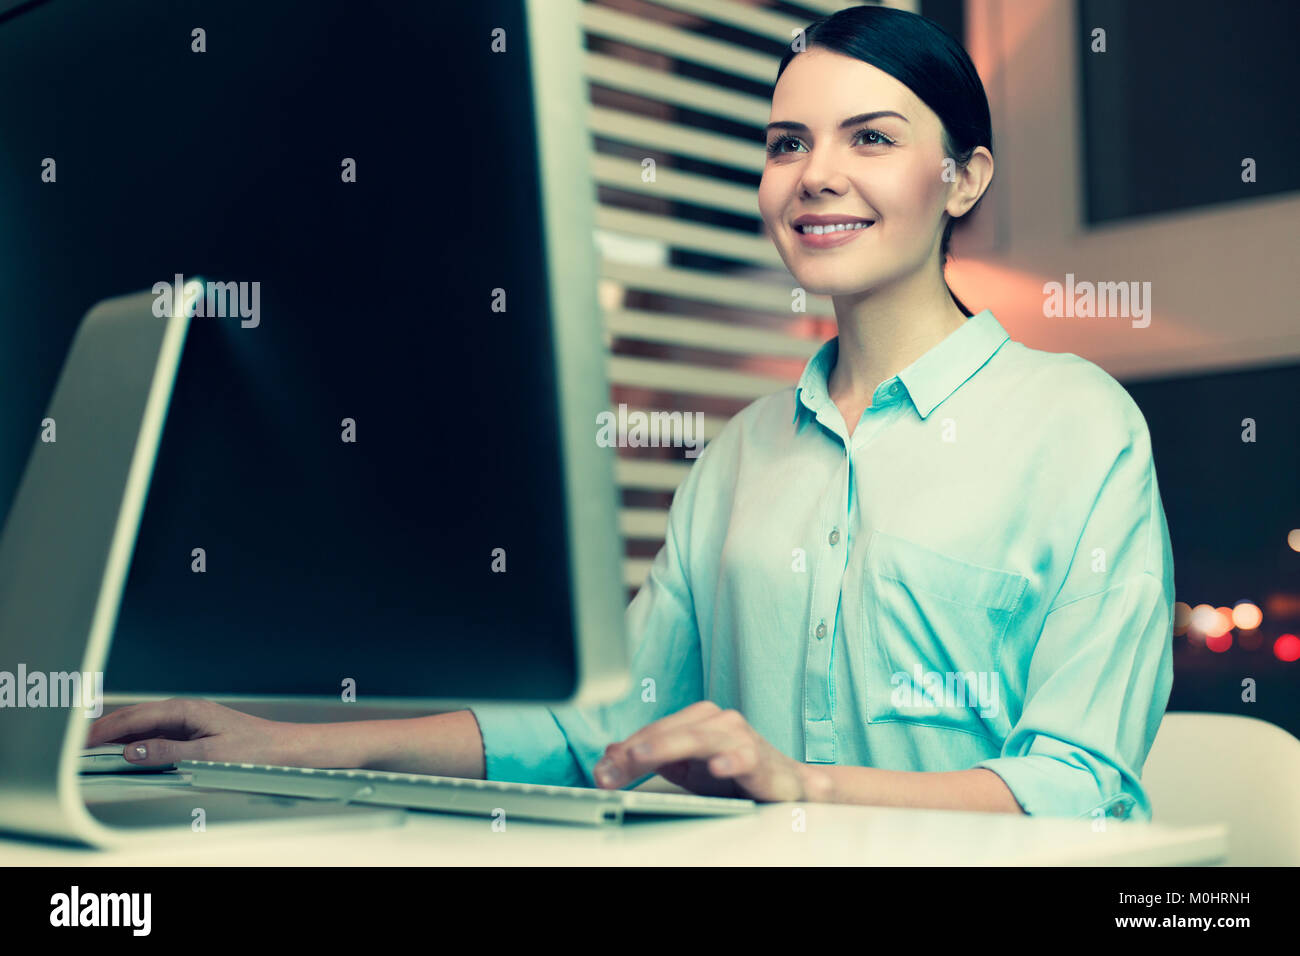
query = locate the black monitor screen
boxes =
[0,0,579,700]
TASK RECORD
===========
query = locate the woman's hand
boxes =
[85,697,300,767]
[592,701,833,802]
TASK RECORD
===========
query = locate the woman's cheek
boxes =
[756,176,784,238]
[915,162,953,231]
[880,164,947,247]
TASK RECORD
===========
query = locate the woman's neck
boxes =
[827,271,970,407]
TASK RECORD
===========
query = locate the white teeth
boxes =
[798,221,872,234]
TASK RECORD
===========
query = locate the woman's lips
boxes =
[793,222,875,248]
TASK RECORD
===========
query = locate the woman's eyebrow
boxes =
[764,110,910,134]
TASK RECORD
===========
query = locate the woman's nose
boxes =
[798,149,849,197]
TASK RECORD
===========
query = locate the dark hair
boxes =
[776,6,993,317]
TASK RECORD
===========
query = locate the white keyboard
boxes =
[182,760,756,826]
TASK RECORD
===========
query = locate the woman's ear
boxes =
[946,146,994,219]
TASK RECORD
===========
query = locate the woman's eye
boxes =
[766,134,803,156]
[854,128,894,147]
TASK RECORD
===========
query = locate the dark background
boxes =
[0,0,579,699]
[1076,0,1300,223]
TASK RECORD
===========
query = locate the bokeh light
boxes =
[1232,601,1262,630]
[1212,615,1232,637]
[1193,604,1232,638]
[1188,603,1217,638]
[1274,634,1300,663]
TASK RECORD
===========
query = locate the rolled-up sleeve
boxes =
[975,397,1175,822]
[468,446,709,787]
[467,703,590,787]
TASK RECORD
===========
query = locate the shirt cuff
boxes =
[975,755,1146,822]
[467,704,588,787]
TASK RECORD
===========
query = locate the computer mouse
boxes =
[79,744,177,773]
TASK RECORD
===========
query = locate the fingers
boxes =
[596,705,747,788]
[121,736,211,767]
[608,700,721,761]
[706,744,760,779]
[591,700,721,787]
[85,698,204,748]
[592,701,720,787]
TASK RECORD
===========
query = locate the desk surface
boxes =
[0,774,1227,866]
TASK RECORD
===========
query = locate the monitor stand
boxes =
[0,286,401,847]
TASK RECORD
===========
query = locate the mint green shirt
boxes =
[471,309,1175,821]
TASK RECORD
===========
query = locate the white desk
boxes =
[0,774,1226,865]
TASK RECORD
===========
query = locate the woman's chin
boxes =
[789,271,877,298]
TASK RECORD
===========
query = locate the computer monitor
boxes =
[0,0,627,719]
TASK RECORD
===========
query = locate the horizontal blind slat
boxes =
[608,354,791,399]
[606,308,820,358]
[584,53,772,125]
[619,508,670,539]
[596,206,783,267]
[591,155,759,218]
[589,106,765,172]
[623,558,652,590]
[643,0,815,42]
[600,262,831,315]
[581,5,780,84]
[615,458,693,490]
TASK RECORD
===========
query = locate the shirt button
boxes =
[890,383,899,394]
[814,620,827,640]
[1111,803,1129,819]
[828,528,840,546]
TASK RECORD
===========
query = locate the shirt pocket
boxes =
[862,530,1028,738]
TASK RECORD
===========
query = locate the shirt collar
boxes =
[793,308,1010,425]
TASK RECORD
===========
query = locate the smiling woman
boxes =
[758,9,993,321]
[551,6,1173,821]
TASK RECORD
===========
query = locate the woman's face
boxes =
[758,49,958,297]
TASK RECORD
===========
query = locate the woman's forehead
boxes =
[770,49,929,124]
